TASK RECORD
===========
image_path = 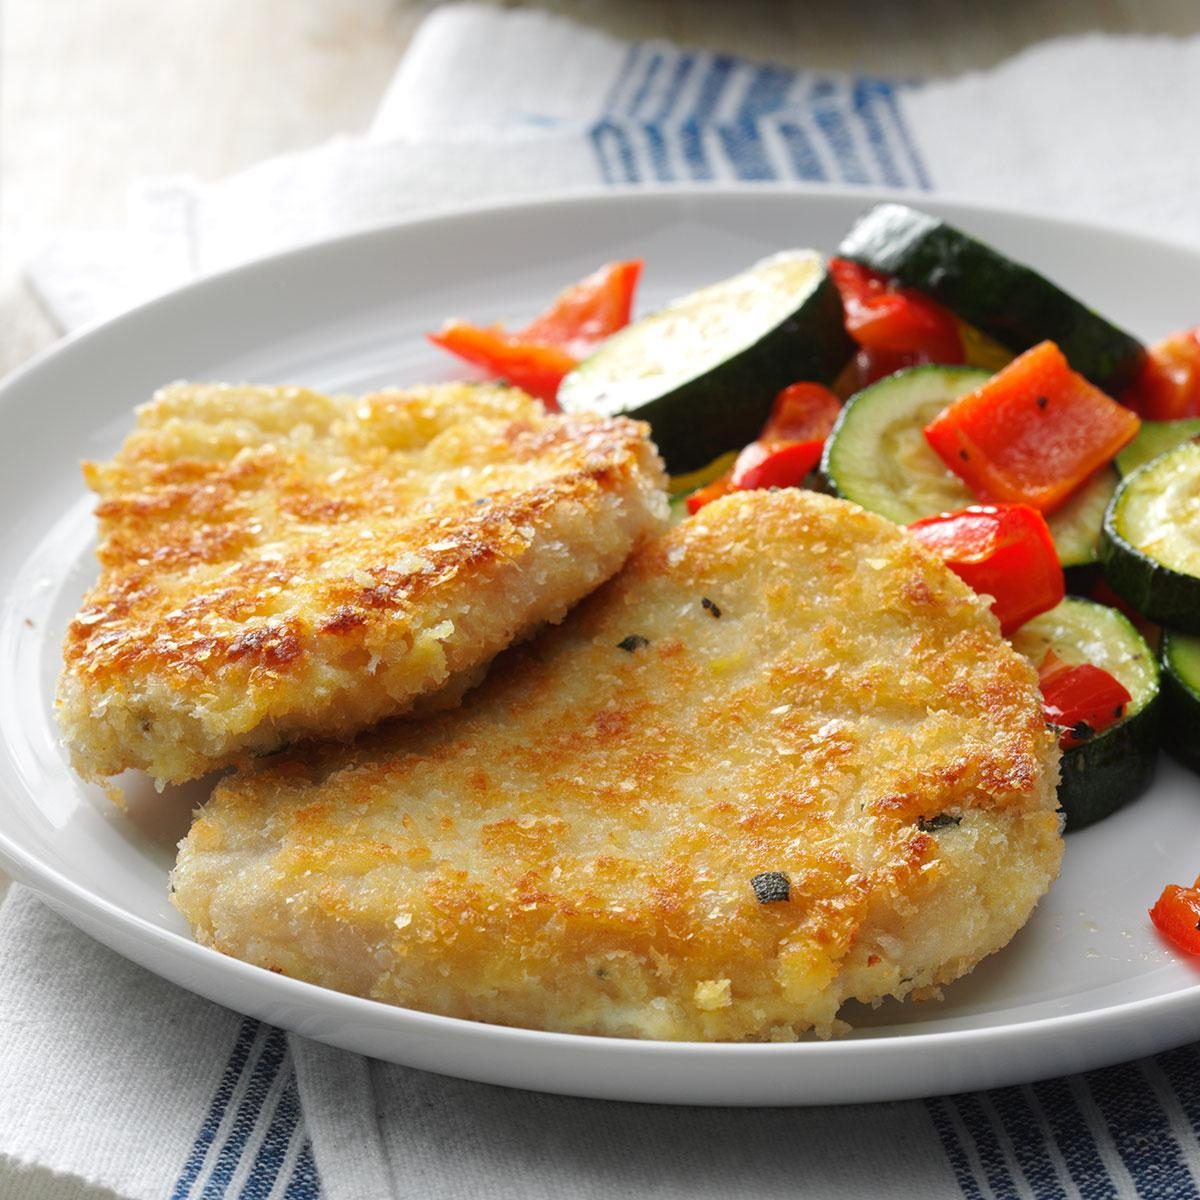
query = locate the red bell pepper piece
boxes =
[844,347,921,392]
[685,475,736,515]
[759,382,843,444]
[427,324,577,406]
[688,382,841,511]
[1123,327,1200,420]
[1150,878,1200,955]
[829,258,964,366]
[923,341,1141,513]
[906,504,1065,635]
[731,439,825,490]
[428,260,642,405]
[1037,650,1131,748]
[518,259,642,357]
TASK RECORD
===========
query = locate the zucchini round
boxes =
[820,365,1119,568]
[1162,631,1200,774]
[1115,419,1200,477]
[1011,597,1161,830]
[1100,440,1200,632]
[838,204,1145,393]
[558,250,852,474]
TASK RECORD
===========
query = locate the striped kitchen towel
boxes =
[8,890,1200,1200]
[31,7,1200,332]
[12,6,1200,1199]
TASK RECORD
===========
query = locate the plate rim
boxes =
[5,182,1200,1099]
[8,180,1198,397]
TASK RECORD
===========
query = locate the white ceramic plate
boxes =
[3,187,1200,1107]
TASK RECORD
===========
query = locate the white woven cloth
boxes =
[29,8,1200,332]
[10,6,1200,1198]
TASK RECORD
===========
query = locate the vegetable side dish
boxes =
[432,202,1200,958]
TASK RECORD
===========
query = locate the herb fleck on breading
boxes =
[617,634,650,653]
[750,871,790,903]
[917,813,962,833]
[701,597,722,619]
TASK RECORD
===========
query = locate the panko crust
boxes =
[57,381,667,785]
[172,490,1063,1041]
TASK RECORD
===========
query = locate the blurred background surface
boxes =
[4,0,1199,378]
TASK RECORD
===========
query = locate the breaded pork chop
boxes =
[58,381,666,786]
[172,490,1062,1041]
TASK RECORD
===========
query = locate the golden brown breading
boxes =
[58,381,667,785]
[172,490,1063,1041]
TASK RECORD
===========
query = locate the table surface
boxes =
[3,0,1199,897]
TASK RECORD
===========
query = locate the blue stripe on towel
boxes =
[172,1018,261,1200]
[200,1026,290,1199]
[808,79,871,185]
[641,123,675,183]
[239,1061,304,1199]
[287,1139,321,1200]
[1085,1060,1200,1198]
[644,52,696,123]
[926,1095,987,1200]
[931,1074,1144,1200]
[631,50,695,182]
[986,1086,1068,1199]
[1159,1045,1200,1139]
[678,54,736,181]
[852,78,909,188]
[716,63,793,181]
[775,120,827,181]
[590,120,640,185]
[626,51,665,123]
[173,1020,322,1199]
[853,77,932,189]
[1029,1075,1119,1200]
[715,121,776,182]
[586,44,930,189]
[950,1092,1022,1199]
[599,42,645,118]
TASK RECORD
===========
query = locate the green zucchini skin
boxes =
[1062,564,1104,596]
[1011,597,1161,831]
[1049,468,1120,573]
[558,253,852,474]
[820,364,1117,568]
[838,204,1145,393]
[1100,442,1200,634]
[1115,419,1200,477]
[1056,699,1160,830]
[1162,632,1200,774]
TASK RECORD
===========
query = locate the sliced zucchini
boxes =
[558,251,852,473]
[822,365,988,521]
[1162,631,1200,773]
[1011,597,1160,830]
[1115,419,1200,476]
[1100,440,1200,632]
[1050,470,1122,577]
[838,204,1145,393]
[821,365,1119,568]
